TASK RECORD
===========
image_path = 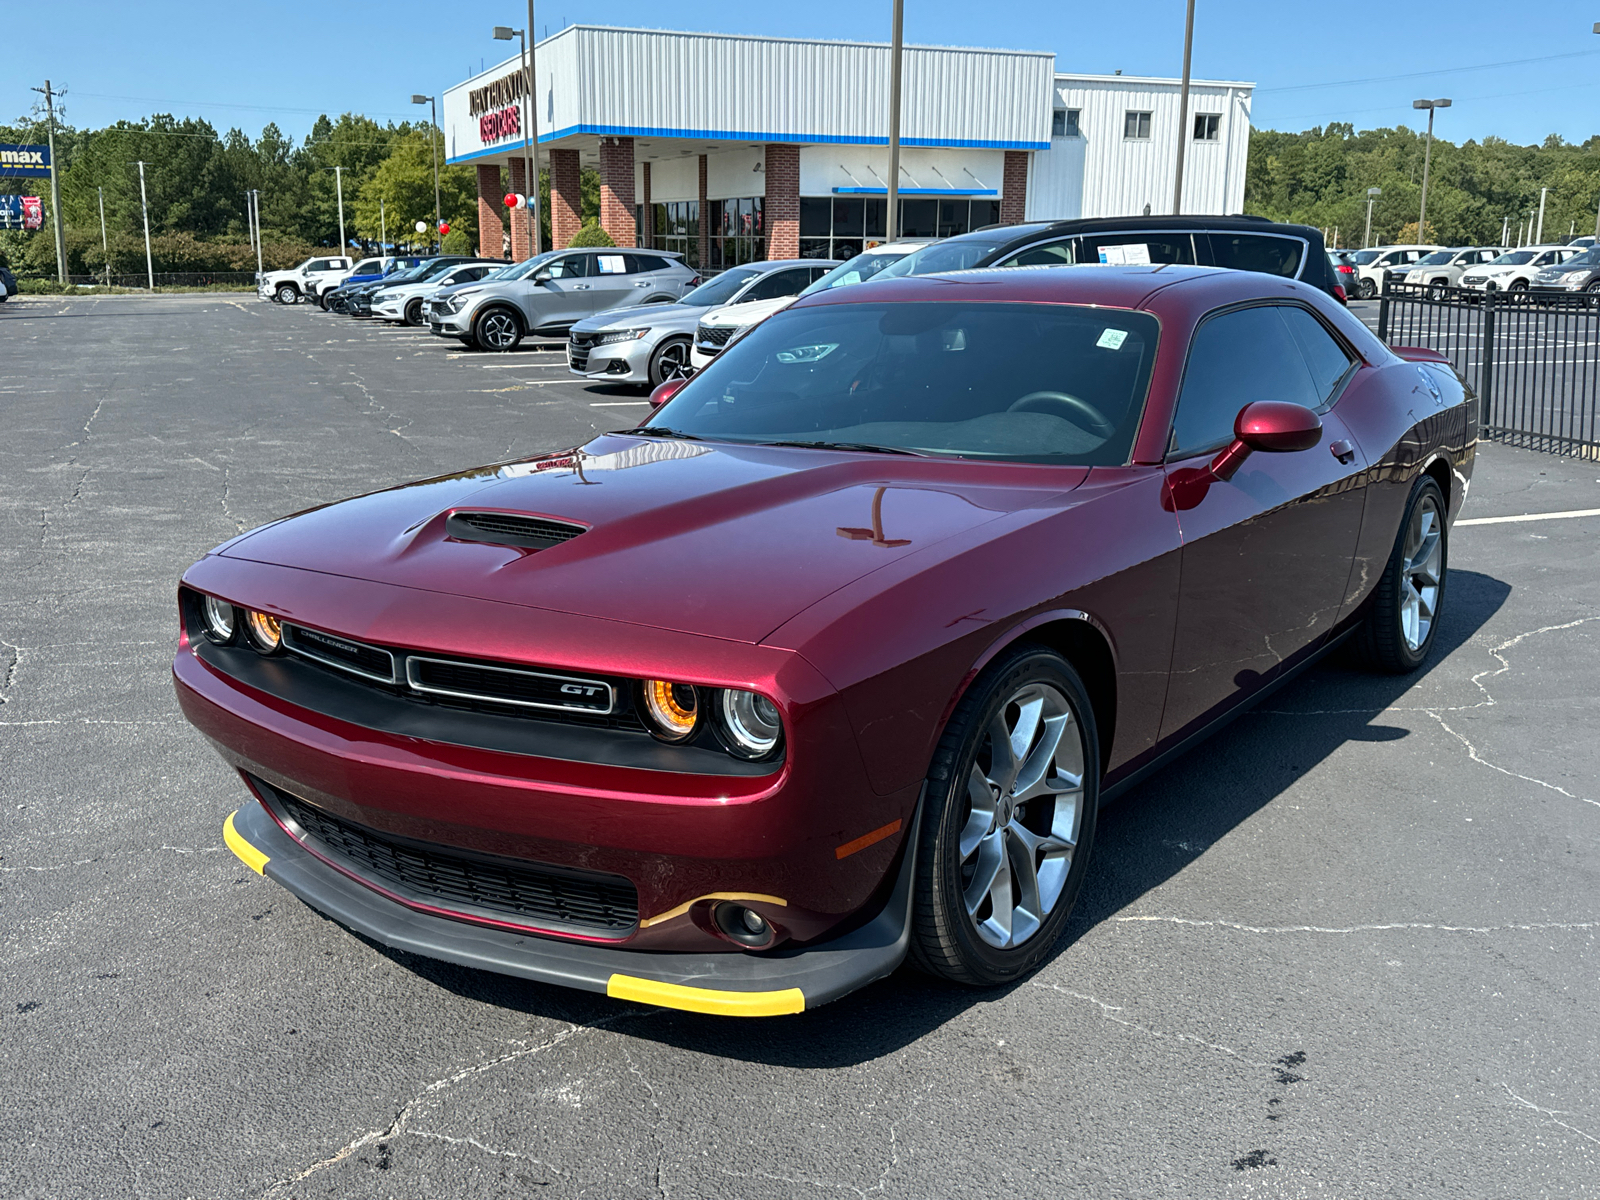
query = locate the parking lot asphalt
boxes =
[2,293,1597,1199]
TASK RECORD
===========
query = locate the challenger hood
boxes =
[220,436,1085,643]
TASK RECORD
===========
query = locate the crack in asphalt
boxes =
[1501,1083,1600,1148]
[1031,979,1270,1066]
[1113,916,1599,935]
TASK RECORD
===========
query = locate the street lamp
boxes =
[1172,0,1196,215]
[493,24,541,256]
[1364,186,1381,249]
[412,94,442,246]
[1413,98,1451,243]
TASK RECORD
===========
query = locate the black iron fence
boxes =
[1378,280,1600,459]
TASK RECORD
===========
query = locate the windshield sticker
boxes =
[1097,243,1152,265]
[597,255,627,274]
[1096,328,1129,351]
[775,343,840,364]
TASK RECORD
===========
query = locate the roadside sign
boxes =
[0,195,43,230]
[0,144,51,178]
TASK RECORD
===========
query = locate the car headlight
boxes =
[641,680,700,742]
[1564,270,1589,282]
[718,689,783,760]
[201,594,237,644]
[595,328,650,347]
[244,609,282,653]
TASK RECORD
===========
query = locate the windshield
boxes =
[877,236,1010,279]
[491,251,561,281]
[800,251,912,295]
[1350,250,1380,265]
[1416,251,1456,266]
[680,268,763,306]
[647,301,1159,465]
[1563,248,1600,267]
[1490,252,1534,266]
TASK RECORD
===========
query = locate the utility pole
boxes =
[885,0,904,242]
[251,190,263,282]
[1364,186,1381,248]
[1536,186,1547,244]
[136,160,154,290]
[1412,98,1450,242]
[527,0,543,255]
[97,186,109,286]
[494,27,538,258]
[30,80,68,284]
[1172,0,1196,215]
[1501,214,1509,246]
[333,165,347,260]
[380,197,387,254]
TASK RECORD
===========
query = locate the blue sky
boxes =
[8,0,1599,146]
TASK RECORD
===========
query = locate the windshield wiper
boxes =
[760,439,929,456]
[616,426,704,441]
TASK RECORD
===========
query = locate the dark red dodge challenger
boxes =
[177,265,1472,1016]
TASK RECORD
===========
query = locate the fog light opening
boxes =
[713,902,775,948]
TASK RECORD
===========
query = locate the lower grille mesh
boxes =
[265,782,639,933]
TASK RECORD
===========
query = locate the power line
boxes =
[1255,48,1600,95]
[1266,79,1600,127]
[63,89,417,119]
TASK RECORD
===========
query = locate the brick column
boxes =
[697,154,709,269]
[1000,151,1029,225]
[763,144,800,260]
[549,147,582,249]
[507,157,532,261]
[640,162,652,248]
[475,163,506,260]
[598,137,637,248]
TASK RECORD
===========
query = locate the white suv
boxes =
[258,256,353,304]
[1349,245,1443,299]
[1459,246,1585,293]
[1402,247,1507,296]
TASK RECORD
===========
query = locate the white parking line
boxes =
[1457,507,1600,526]
[590,401,651,406]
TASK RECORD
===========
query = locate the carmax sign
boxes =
[0,144,51,178]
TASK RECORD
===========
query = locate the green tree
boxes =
[353,130,477,251]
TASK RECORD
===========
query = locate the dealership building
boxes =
[442,25,1253,266]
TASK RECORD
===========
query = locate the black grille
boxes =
[446,510,587,550]
[265,781,639,933]
[407,656,613,713]
[282,624,395,681]
[697,323,732,347]
[567,334,592,372]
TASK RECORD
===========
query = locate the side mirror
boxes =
[1209,402,1322,481]
[533,270,552,285]
[648,378,688,409]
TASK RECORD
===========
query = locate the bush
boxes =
[568,220,615,248]
[439,228,472,255]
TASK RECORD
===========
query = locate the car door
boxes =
[1158,302,1369,742]
[522,253,593,332]
[584,252,642,314]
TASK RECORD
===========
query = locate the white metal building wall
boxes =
[444,25,1055,166]
[1026,75,1253,221]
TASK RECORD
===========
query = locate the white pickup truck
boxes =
[258,256,355,304]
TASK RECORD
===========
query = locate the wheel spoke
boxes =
[963,831,1007,919]
[1012,711,1069,802]
[959,764,995,859]
[986,712,1021,794]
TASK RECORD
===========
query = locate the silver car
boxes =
[426,249,698,352]
[567,259,840,387]
[370,261,506,326]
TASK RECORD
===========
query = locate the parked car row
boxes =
[1329,243,1596,301]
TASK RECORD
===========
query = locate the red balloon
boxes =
[438,222,450,235]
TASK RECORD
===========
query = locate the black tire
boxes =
[404,299,424,326]
[1358,277,1377,300]
[473,307,523,352]
[648,336,693,387]
[274,283,298,305]
[1354,476,1448,673]
[317,290,330,310]
[1509,279,1529,292]
[910,644,1100,986]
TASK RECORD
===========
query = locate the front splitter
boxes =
[223,798,917,1016]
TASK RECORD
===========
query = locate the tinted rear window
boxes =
[1207,233,1304,278]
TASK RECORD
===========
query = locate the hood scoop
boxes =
[445,510,588,550]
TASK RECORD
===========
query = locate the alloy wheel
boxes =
[653,339,691,385]
[957,682,1084,950]
[478,311,519,350]
[1400,493,1443,652]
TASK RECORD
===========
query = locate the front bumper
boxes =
[568,333,653,382]
[222,793,917,1015]
[427,303,472,336]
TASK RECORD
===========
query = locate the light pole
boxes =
[1536,185,1548,244]
[1412,98,1450,243]
[333,165,348,260]
[136,160,154,290]
[1364,186,1381,248]
[1501,214,1510,246]
[250,190,263,282]
[1172,0,1196,215]
[494,25,540,256]
[97,186,109,286]
[885,0,904,242]
[412,94,442,245]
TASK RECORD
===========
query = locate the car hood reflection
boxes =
[220,436,1089,644]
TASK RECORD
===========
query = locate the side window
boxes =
[623,254,664,274]
[1277,307,1355,409]
[595,253,629,275]
[544,255,588,279]
[997,239,1075,268]
[1207,233,1303,278]
[1078,234,1198,266]
[306,259,332,273]
[1170,306,1323,457]
[743,268,811,301]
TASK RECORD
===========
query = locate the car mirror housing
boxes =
[1210,401,1323,481]
[649,378,689,409]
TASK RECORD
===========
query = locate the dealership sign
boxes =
[480,104,521,144]
[0,195,43,230]
[0,144,51,178]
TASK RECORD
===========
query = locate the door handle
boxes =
[634,280,651,287]
[573,283,591,290]
[1330,439,1356,465]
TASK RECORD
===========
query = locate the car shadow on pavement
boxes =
[362,569,1510,1067]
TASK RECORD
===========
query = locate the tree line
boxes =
[1244,122,1600,248]
[0,109,600,278]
